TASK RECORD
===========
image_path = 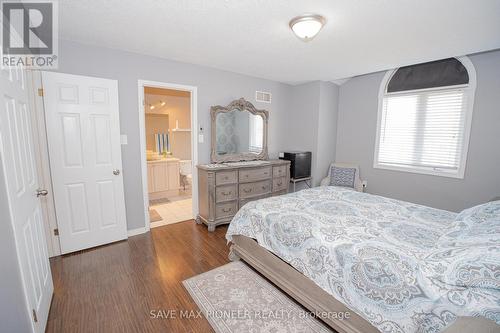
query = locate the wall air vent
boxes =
[255,91,272,103]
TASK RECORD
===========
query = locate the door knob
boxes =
[113,169,121,176]
[36,189,48,197]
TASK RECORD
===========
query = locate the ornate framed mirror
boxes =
[210,98,269,163]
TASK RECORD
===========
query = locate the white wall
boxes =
[284,81,339,189]
[285,81,320,162]
[316,82,340,185]
[336,50,500,212]
[57,40,291,230]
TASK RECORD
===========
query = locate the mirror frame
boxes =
[210,98,269,163]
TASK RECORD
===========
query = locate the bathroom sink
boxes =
[147,157,180,162]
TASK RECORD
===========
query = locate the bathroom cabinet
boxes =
[147,158,180,198]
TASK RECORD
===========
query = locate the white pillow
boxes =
[422,201,500,319]
[456,200,500,225]
[438,200,500,247]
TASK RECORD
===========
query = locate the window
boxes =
[248,113,264,153]
[374,57,476,178]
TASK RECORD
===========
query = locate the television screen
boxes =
[280,151,311,180]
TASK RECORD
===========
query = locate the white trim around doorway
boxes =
[137,80,198,233]
[31,71,61,257]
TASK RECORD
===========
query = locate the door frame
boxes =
[137,80,198,232]
[31,71,61,257]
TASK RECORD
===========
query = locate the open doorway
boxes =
[138,82,198,229]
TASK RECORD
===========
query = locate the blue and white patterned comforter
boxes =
[226,186,500,332]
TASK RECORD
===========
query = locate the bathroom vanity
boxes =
[196,98,290,231]
[147,158,180,199]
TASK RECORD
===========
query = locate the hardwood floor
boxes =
[46,220,230,333]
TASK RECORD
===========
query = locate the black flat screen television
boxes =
[279,151,311,180]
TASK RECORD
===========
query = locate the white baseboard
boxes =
[127,226,148,237]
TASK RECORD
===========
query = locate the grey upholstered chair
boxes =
[320,162,363,192]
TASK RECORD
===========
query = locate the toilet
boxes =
[179,160,192,190]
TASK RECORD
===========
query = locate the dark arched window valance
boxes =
[387,58,469,93]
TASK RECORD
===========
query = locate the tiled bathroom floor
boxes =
[150,197,193,228]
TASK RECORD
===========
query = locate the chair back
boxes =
[328,163,363,192]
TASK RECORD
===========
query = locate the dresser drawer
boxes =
[272,176,288,192]
[215,185,237,202]
[215,201,237,219]
[239,194,270,209]
[239,167,272,183]
[216,171,237,185]
[272,190,288,197]
[273,165,288,178]
[239,180,271,199]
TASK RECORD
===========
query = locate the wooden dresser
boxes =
[196,159,290,231]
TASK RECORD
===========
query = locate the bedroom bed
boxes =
[226,186,500,333]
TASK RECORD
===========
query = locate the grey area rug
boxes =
[183,261,332,333]
[149,197,170,206]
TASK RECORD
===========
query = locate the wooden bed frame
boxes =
[229,235,378,333]
[228,235,498,333]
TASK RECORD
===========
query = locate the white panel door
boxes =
[0,66,53,332]
[42,72,127,254]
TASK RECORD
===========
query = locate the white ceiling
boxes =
[60,0,500,84]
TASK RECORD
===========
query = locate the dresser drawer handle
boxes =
[243,188,252,193]
[264,171,269,175]
[277,182,282,186]
[222,207,232,213]
[221,191,232,196]
[262,186,267,190]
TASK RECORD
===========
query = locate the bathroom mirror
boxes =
[211,98,269,163]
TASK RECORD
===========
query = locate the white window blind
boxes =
[376,87,468,175]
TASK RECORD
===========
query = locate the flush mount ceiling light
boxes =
[289,14,326,41]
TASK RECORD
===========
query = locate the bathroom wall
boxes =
[144,89,192,160]
[145,114,169,151]
[170,132,191,160]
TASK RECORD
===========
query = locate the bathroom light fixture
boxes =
[289,14,326,41]
[160,101,166,106]
[149,105,155,110]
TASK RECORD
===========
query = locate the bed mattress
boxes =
[226,186,498,332]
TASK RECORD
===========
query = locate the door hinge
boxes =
[53,228,59,236]
[32,309,38,323]
[38,88,44,97]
